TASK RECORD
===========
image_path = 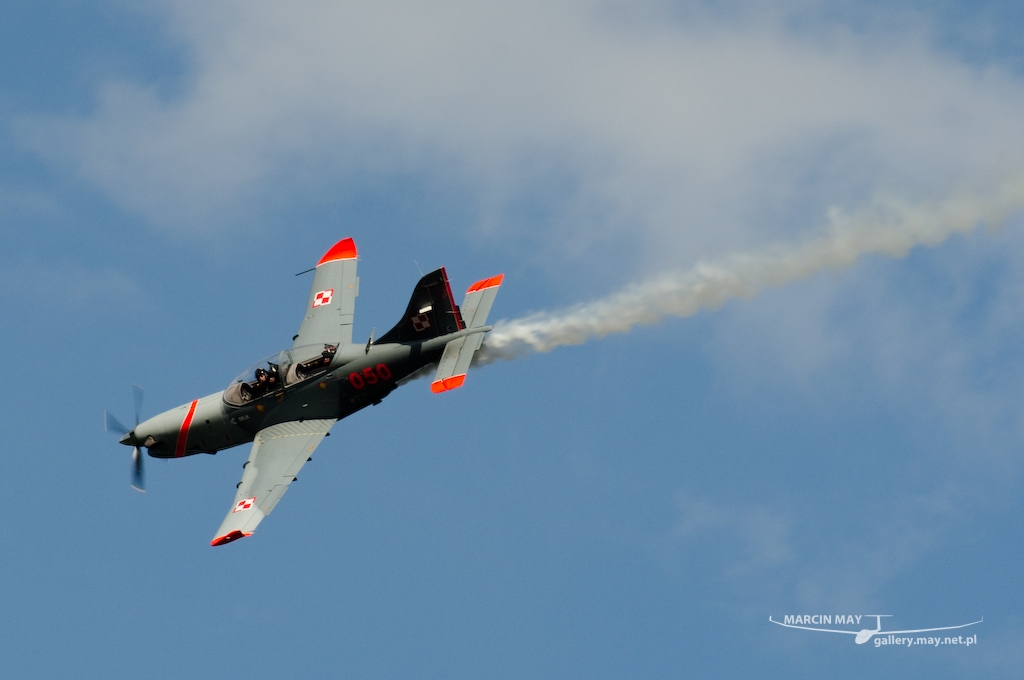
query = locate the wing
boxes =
[292,238,359,349]
[767,618,857,635]
[211,418,336,546]
[886,619,984,635]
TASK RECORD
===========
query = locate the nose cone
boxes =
[116,413,167,448]
[124,395,222,459]
[132,413,170,449]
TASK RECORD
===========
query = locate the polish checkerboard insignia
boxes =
[312,289,334,307]
[411,313,432,332]
[233,496,256,513]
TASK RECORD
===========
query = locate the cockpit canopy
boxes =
[224,343,337,406]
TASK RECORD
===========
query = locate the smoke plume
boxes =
[478,180,1024,363]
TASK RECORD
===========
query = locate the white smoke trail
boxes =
[478,179,1024,363]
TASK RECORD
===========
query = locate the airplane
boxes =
[104,237,502,546]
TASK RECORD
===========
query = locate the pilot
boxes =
[267,364,280,389]
[251,368,269,397]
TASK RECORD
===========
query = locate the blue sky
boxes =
[3,1,1024,678]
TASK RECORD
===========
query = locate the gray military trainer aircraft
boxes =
[106,238,502,546]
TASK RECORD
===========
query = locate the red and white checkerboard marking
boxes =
[411,313,431,332]
[312,289,334,307]
[233,496,256,513]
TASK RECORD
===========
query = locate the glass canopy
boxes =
[223,343,337,406]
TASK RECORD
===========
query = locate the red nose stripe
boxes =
[175,399,199,458]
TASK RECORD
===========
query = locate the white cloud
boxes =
[19,0,1024,265]
[708,221,1024,456]
[674,224,1024,610]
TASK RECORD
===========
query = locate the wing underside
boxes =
[211,418,336,546]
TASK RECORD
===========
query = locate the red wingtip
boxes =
[430,374,466,393]
[317,238,358,266]
[211,530,253,547]
[467,274,504,293]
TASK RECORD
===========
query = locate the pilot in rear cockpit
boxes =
[239,367,270,401]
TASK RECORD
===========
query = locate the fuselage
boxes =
[121,329,483,459]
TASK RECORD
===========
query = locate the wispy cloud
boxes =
[18,0,1024,260]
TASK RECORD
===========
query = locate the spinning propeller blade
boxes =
[131,386,145,492]
[105,387,147,492]
[104,410,129,435]
[131,447,145,492]
[133,385,144,427]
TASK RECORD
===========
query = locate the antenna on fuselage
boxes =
[365,327,375,353]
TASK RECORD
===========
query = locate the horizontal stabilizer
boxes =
[461,274,503,329]
[430,274,503,393]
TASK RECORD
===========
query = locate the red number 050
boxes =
[348,364,392,389]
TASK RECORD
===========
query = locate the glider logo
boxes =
[769,614,982,646]
[233,497,256,513]
[411,313,431,332]
[312,289,334,307]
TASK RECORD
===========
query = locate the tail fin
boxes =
[431,274,503,393]
[377,268,464,345]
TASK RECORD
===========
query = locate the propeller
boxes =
[104,385,146,492]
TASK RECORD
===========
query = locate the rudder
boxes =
[377,268,464,344]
